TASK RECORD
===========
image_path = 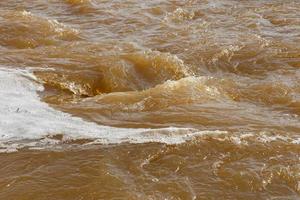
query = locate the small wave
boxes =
[35,49,190,96]
[64,0,97,13]
[0,10,80,48]
[122,50,190,86]
[88,75,236,112]
[205,131,300,146]
[164,8,196,23]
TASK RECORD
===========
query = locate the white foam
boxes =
[0,67,224,152]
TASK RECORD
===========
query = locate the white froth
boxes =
[0,67,222,152]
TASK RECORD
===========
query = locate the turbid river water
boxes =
[0,0,300,199]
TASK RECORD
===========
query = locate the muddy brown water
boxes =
[0,0,300,199]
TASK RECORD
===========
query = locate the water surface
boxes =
[0,0,300,199]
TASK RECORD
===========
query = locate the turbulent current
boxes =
[0,0,300,199]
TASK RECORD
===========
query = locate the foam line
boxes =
[0,67,223,151]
